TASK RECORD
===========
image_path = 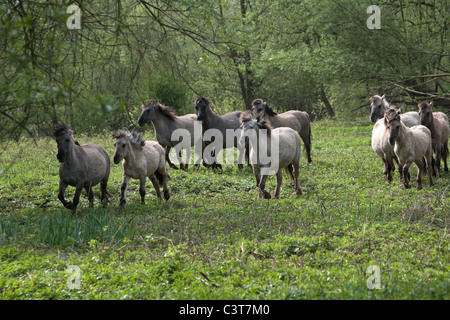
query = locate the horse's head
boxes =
[239,111,272,148]
[53,124,75,163]
[370,95,388,123]
[385,108,401,145]
[418,101,433,127]
[251,99,266,120]
[112,129,144,164]
[112,129,131,164]
[194,97,209,121]
[138,99,158,126]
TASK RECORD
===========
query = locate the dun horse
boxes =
[54,124,110,214]
[385,109,433,190]
[195,97,246,169]
[251,99,312,163]
[369,95,420,127]
[239,112,302,199]
[418,101,449,178]
[113,129,170,207]
[138,99,200,170]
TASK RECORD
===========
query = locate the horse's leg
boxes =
[237,147,244,170]
[284,164,294,181]
[435,145,442,179]
[302,130,312,163]
[161,170,170,200]
[149,175,162,199]
[139,175,146,204]
[442,143,449,172]
[58,180,70,209]
[273,170,282,199]
[386,157,394,182]
[71,181,84,214]
[426,148,434,187]
[119,174,131,207]
[252,166,261,188]
[258,174,271,199]
[293,161,302,195]
[415,160,423,190]
[85,184,94,209]
[100,178,108,205]
[166,146,179,170]
[402,161,412,189]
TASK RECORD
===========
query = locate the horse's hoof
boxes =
[238,164,243,170]
[164,190,170,201]
[119,199,126,207]
[296,189,302,195]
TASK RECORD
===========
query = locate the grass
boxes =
[0,118,448,299]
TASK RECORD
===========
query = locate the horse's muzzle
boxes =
[113,156,121,165]
[57,152,65,162]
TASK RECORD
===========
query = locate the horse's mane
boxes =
[251,98,277,117]
[240,111,272,135]
[53,123,71,137]
[112,129,145,149]
[195,97,209,107]
[418,102,430,110]
[385,108,400,121]
[156,103,177,120]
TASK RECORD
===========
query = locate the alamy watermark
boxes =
[66,265,82,289]
[167,122,280,175]
[66,4,81,30]
[366,265,381,289]
[367,5,381,29]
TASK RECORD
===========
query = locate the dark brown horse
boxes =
[194,97,246,169]
[418,101,449,177]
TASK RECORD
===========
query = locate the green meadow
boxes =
[0,119,448,299]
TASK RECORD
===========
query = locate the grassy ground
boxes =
[0,118,448,299]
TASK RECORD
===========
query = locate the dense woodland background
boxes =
[1,0,448,139]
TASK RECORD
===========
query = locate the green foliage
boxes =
[145,73,190,114]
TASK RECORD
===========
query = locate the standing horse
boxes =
[138,99,200,170]
[239,112,302,199]
[251,99,312,163]
[54,124,110,214]
[194,97,246,169]
[385,109,433,190]
[418,101,449,178]
[113,129,170,207]
[369,95,420,127]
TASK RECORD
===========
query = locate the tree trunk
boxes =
[319,86,335,118]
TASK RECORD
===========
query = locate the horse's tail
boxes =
[154,170,165,186]
[306,112,312,163]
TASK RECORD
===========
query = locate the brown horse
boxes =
[113,129,170,207]
[194,97,246,169]
[385,109,433,190]
[54,124,110,214]
[418,101,449,178]
[251,99,312,163]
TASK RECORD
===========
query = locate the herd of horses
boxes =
[54,95,449,214]
[370,95,449,190]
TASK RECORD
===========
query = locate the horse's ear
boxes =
[396,109,402,117]
[428,101,433,108]
[381,94,385,100]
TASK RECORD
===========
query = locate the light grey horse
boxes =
[138,99,201,170]
[251,99,312,163]
[369,95,420,127]
[113,129,170,207]
[54,124,110,214]
[194,97,246,169]
[385,109,433,190]
[239,112,302,199]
